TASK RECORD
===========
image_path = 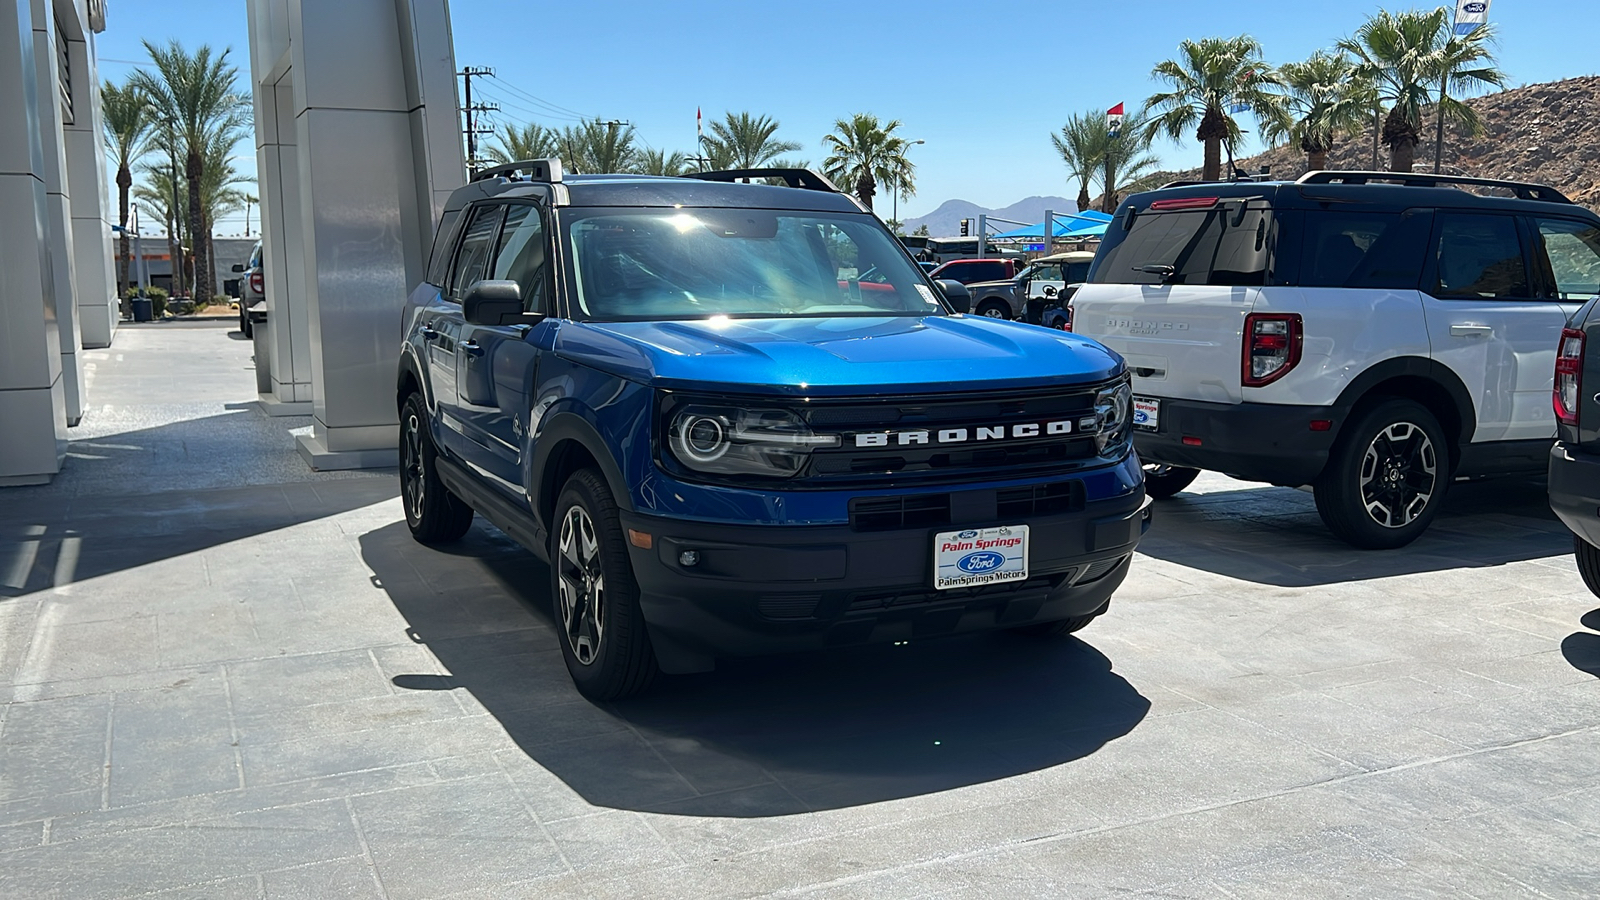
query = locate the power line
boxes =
[486,75,597,122]
[473,86,585,124]
[457,67,497,170]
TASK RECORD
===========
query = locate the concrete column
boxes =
[31,0,82,425]
[0,0,67,484]
[246,0,463,468]
[62,13,117,350]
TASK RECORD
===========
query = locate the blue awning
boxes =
[991,211,1113,240]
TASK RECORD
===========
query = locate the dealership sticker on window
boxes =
[934,526,1029,590]
[916,285,939,306]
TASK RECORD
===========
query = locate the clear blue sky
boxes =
[99,0,1595,232]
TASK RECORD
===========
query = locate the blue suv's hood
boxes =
[555,315,1124,396]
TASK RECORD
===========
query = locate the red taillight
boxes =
[1062,301,1074,332]
[1149,196,1219,211]
[1242,313,1303,387]
[1555,327,1585,426]
[249,272,264,294]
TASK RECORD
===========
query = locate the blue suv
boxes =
[397,161,1151,699]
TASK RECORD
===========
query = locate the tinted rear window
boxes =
[1092,205,1269,286]
[1296,209,1430,289]
[945,261,1006,283]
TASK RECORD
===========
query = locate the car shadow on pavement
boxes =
[360,521,1150,816]
[1137,476,1569,587]
[1565,610,1600,678]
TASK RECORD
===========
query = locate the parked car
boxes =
[1071,170,1600,549]
[396,160,1152,699]
[230,240,265,338]
[1549,296,1600,596]
[923,236,1026,265]
[965,251,1097,322]
[928,258,1020,290]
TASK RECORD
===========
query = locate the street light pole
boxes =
[893,139,925,234]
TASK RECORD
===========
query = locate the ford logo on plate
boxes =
[957,551,1006,574]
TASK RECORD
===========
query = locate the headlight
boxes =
[1094,380,1133,457]
[667,404,840,477]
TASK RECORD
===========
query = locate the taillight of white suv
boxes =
[1555,327,1585,426]
[249,271,264,295]
[1241,313,1302,387]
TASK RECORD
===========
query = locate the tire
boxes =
[550,468,659,700]
[1314,398,1449,550]
[239,304,252,338]
[1143,464,1200,500]
[1010,600,1109,636]
[1575,535,1600,599]
[975,300,1011,319]
[399,393,474,545]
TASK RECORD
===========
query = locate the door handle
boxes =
[460,340,483,357]
[419,324,438,340]
[1450,324,1492,337]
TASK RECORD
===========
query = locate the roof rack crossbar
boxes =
[684,168,842,193]
[471,158,564,184]
[1297,170,1571,203]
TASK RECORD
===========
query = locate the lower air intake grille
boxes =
[758,595,822,620]
[849,493,952,532]
[996,481,1085,518]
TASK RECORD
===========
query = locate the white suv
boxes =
[1070,171,1600,548]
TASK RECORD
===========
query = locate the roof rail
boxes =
[1297,170,1571,203]
[470,158,563,184]
[684,168,842,193]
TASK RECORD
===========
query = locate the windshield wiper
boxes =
[1135,264,1176,281]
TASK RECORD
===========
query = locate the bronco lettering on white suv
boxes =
[1071,171,1600,549]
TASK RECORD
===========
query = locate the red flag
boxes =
[1107,103,1124,117]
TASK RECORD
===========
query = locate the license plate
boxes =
[934,526,1029,590]
[1133,396,1160,431]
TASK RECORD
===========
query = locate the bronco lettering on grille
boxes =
[852,419,1088,448]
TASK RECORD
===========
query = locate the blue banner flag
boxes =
[1454,0,1489,34]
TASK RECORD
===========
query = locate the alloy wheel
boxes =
[402,412,425,520]
[980,306,1007,318]
[557,504,606,666]
[1358,421,1437,529]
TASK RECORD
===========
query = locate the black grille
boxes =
[996,481,1085,518]
[799,385,1109,486]
[847,574,1067,614]
[849,494,952,532]
[758,595,822,619]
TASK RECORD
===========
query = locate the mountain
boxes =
[901,195,1076,238]
[1106,76,1600,207]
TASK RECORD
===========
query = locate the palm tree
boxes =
[1338,8,1500,173]
[485,122,556,165]
[1262,50,1371,171]
[821,113,914,211]
[557,119,637,174]
[1429,19,1506,172]
[196,124,256,292]
[1050,113,1100,214]
[704,112,801,169]
[129,40,251,303]
[636,148,693,176]
[1145,36,1282,182]
[101,80,155,300]
[135,156,185,295]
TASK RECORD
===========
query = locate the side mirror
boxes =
[462,280,542,326]
[230,264,245,273]
[935,278,971,314]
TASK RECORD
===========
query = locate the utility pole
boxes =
[457,66,495,171]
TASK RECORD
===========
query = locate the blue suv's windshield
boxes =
[562,208,943,320]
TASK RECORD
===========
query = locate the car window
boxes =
[491,204,549,313]
[1066,262,1091,282]
[1092,205,1270,286]
[449,205,503,300]
[427,209,463,287]
[563,208,943,320]
[1033,264,1063,282]
[1432,213,1529,300]
[1534,217,1600,302]
[1297,210,1430,289]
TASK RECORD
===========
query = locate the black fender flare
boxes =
[527,412,634,532]
[1331,356,1477,446]
[396,345,433,413]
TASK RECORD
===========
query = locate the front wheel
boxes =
[975,300,1010,319]
[1575,536,1600,600]
[1143,464,1200,500]
[550,469,658,701]
[1314,399,1449,550]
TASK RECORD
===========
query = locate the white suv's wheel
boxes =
[1315,398,1449,549]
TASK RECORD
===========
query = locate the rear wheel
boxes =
[975,300,1010,319]
[550,468,658,700]
[399,393,474,544]
[1575,536,1600,599]
[1314,398,1448,549]
[1143,464,1200,500]
[239,303,252,338]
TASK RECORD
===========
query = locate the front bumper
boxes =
[619,492,1152,670]
[1549,441,1600,547]
[1133,396,1341,486]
